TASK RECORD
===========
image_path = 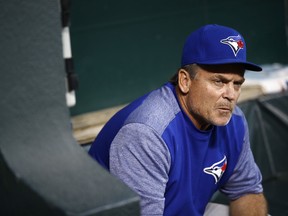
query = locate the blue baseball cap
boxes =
[181,24,262,71]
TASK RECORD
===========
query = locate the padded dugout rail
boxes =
[0,1,140,215]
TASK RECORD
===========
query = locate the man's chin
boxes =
[212,117,232,126]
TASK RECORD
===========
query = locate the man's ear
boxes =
[178,69,191,94]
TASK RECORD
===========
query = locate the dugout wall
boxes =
[0,0,140,215]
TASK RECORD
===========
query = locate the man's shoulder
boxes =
[229,105,246,126]
[233,105,244,116]
[125,84,180,135]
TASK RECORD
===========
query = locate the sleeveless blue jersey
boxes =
[89,82,262,216]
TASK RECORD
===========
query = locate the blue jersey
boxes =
[89,82,263,216]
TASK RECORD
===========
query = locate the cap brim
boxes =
[242,62,262,72]
[196,59,262,72]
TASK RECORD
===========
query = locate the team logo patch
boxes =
[220,35,244,56]
[203,156,227,184]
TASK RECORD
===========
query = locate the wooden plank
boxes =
[71,104,126,145]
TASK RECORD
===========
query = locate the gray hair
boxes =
[170,64,198,86]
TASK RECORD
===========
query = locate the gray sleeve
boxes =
[109,123,171,216]
[220,116,263,200]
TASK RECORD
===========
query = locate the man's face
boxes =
[177,64,245,130]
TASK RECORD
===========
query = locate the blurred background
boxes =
[69,0,288,116]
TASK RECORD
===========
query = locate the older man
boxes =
[89,24,267,216]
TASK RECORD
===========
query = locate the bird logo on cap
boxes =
[220,35,244,57]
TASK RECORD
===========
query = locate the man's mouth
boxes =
[217,106,233,114]
[218,107,232,111]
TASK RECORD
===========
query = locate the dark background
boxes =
[69,0,288,116]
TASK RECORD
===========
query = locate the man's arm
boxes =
[230,193,268,216]
[109,123,171,215]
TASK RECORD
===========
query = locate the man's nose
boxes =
[222,83,236,101]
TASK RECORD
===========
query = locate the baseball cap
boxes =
[181,24,262,71]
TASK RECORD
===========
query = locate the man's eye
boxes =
[214,80,224,86]
[233,82,243,90]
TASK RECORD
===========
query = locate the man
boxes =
[89,24,268,215]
